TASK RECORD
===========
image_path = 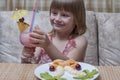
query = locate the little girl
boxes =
[20,0,88,64]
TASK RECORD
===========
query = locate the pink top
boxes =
[35,36,77,64]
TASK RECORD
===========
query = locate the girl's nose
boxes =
[55,14,61,21]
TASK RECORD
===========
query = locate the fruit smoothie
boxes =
[20,32,32,47]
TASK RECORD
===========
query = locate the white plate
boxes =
[34,62,99,80]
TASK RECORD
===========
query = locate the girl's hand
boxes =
[29,27,51,49]
[21,46,35,63]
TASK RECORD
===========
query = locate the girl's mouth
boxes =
[54,23,64,27]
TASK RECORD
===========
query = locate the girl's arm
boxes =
[67,36,88,61]
[30,28,87,62]
[28,28,70,60]
[45,36,87,62]
[21,46,35,63]
[44,43,69,60]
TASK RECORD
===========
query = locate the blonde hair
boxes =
[50,0,86,36]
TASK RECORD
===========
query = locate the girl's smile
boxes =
[54,22,64,28]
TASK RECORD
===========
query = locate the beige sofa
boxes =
[0,11,120,66]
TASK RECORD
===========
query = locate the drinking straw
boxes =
[29,0,38,32]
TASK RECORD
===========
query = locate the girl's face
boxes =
[50,9,75,33]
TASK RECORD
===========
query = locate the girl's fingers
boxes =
[29,38,46,47]
[33,28,45,35]
[29,37,38,44]
[22,52,34,57]
[29,33,37,39]
[30,32,43,39]
[29,36,44,44]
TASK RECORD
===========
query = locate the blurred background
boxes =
[0,0,120,12]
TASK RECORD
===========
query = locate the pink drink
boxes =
[20,33,32,47]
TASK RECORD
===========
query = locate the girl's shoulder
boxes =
[74,35,88,47]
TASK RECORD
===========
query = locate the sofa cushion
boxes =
[0,11,23,63]
[96,12,120,66]
[84,11,98,65]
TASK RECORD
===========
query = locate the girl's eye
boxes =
[51,12,57,15]
[62,14,69,17]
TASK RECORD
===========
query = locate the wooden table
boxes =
[96,66,120,80]
[0,63,120,80]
